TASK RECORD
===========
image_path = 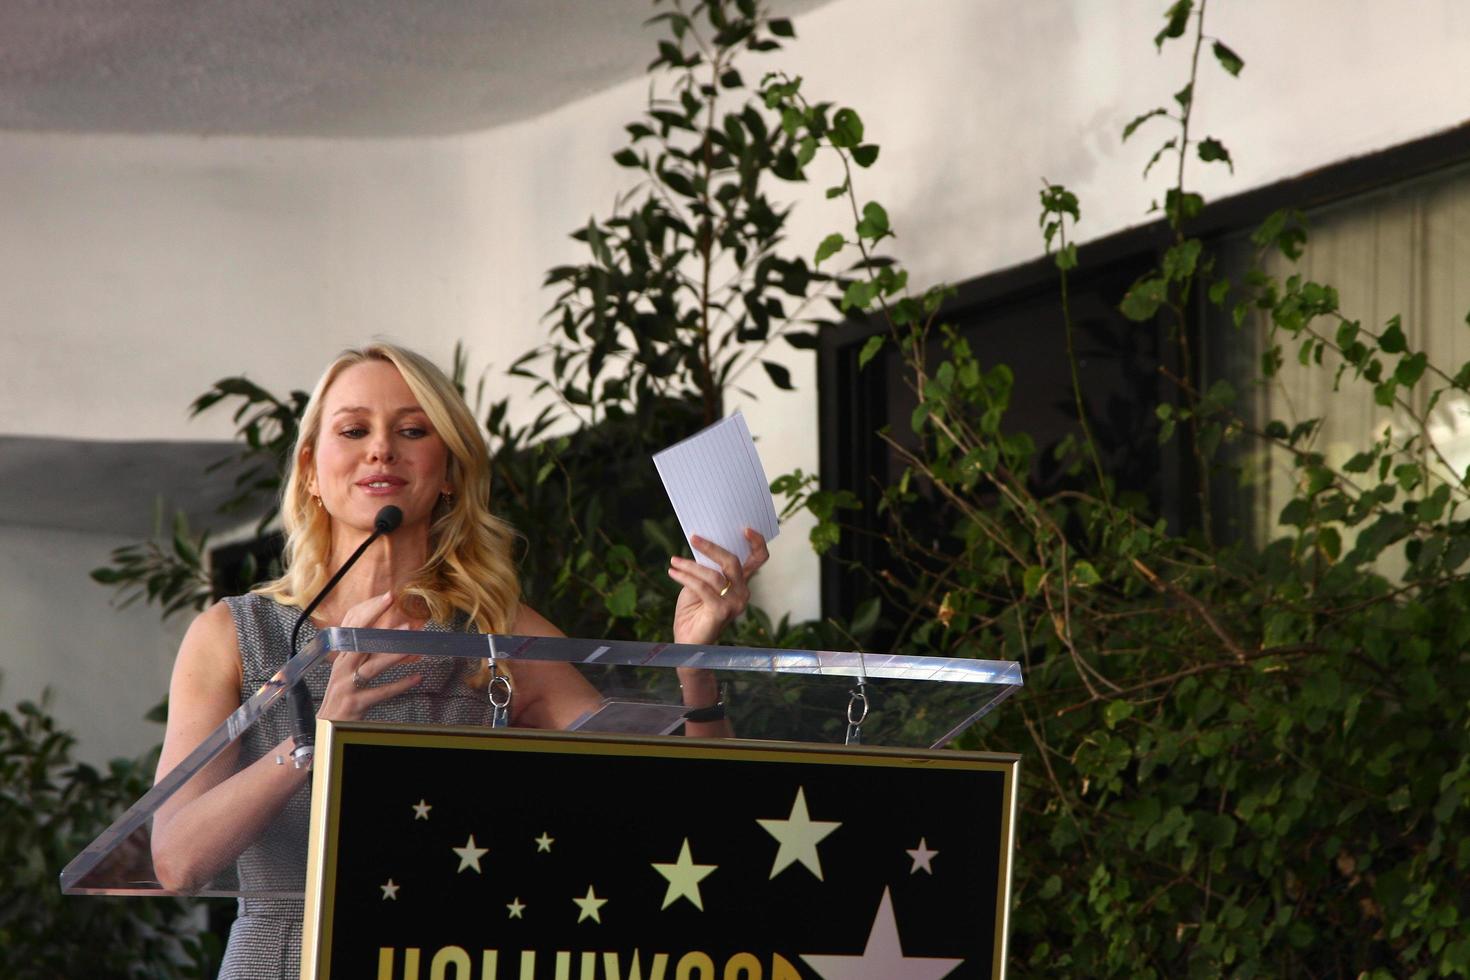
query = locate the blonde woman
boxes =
[151,343,767,978]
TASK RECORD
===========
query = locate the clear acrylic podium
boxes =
[60,628,1023,898]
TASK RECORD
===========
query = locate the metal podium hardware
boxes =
[845,682,870,745]
[487,634,512,728]
[844,645,872,745]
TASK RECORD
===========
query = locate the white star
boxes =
[534,831,554,853]
[906,837,938,874]
[452,834,488,873]
[800,888,963,980]
[651,838,717,910]
[380,879,399,900]
[756,786,841,880]
[506,897,525,919]
[573,885,607,923]
[412,799,432,820]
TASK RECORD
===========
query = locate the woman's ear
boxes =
[300,445,317,497]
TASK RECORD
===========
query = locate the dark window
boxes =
[817,124,1470,624]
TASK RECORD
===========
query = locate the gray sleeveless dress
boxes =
[217,594,492,980]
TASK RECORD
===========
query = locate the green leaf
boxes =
[1162,239,1202,281]
[910,400,931,433]
[814,232,845,266]
[762,360,794,390]
[855,201,890,240]
[1197,136,1233,172]
[830,107,864,148]
[1122,107,1168,142]
[841,278,878,312]
[768,17,795,37]
[851,144,880,167]
[1142,138,1177,178]
[1212,40,1244,76]
[1154,0,1193,49]
[1120,277,1168,322]
[604,580,638,618]
[1395,352,1427,386]
[858,335,885,370]
[1023,565,1047,597]
[1165,188,1204,225]
[612,148,640,168]
[810,521,840,554]
[1379,316,1407,353]
[851,596,880,636]
[1071,560,1101,586]
[1103,700,1134,730]
[1316,525,1342,561]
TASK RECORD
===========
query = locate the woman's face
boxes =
[308,360,451,535]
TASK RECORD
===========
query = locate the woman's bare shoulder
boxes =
[175,600,244,688]
[511,603,565,638]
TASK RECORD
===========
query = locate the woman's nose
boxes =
[367,434,396,462]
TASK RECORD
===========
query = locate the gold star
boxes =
[906,837,938,874]
[573,885,607,923]
[380,879,399,900]
[452,834,488,873]
[757,786,842,880]
[652,838,717,910]
[412,799,432,820]
[534,831,554,853]
[506,897,525,919]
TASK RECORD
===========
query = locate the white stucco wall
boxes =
[2,0,1467,760]
[0,525,184,761]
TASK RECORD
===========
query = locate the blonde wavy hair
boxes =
[257,342,521,635]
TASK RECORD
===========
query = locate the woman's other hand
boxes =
[317,591,424,721]
[667,528,769,647]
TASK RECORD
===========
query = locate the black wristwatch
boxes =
[683,701,727,723]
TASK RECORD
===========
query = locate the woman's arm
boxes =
[151,603,309,891]
[502,603,734,737]
[667,529,770,737]
[503,604,604,730]
[150,595,423,891]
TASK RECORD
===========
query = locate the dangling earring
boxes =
[439,490,455,506]
[313,495,323,510]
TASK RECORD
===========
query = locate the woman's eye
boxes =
[400,426,428,439]
[339,427,368,439]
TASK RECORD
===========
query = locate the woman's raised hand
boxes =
[667,529,769,647]
[317,591,423,721]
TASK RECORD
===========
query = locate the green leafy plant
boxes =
[765,0,1469,974]
[502,0,853,642]
[0,688,218,979]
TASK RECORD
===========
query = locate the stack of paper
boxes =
[652,410,781,569]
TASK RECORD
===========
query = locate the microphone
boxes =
[284,505,403,768]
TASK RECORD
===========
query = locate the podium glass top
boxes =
[61,629,1021,897]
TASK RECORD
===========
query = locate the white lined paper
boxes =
[652,410,781,570]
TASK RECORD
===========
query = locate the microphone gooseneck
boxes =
[285,504,403,768]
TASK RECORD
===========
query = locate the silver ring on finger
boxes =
[353,667,371,690]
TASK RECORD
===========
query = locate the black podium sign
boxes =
[303,723,1018,980]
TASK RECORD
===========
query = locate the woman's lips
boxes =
[356,476,406,495]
